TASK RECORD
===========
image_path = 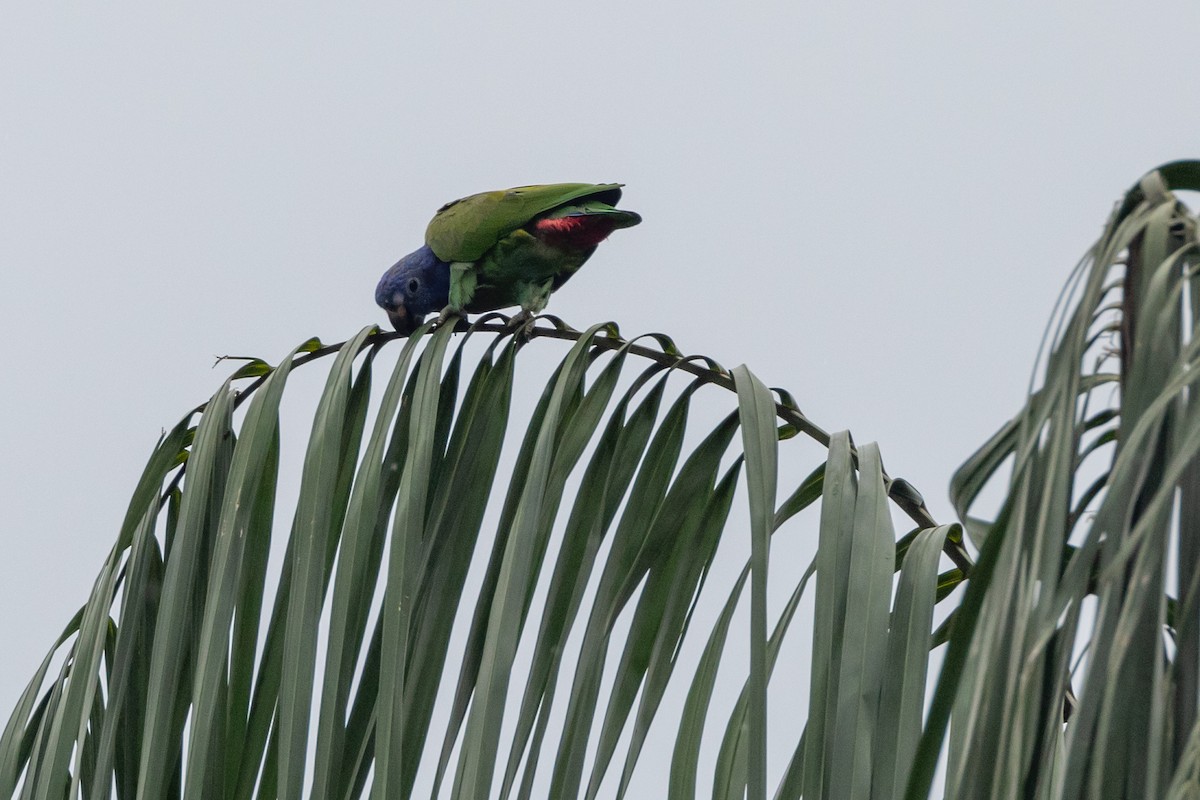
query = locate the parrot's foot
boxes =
[506,310,537,343]
[434,306,466,330]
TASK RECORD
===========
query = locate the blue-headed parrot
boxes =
[375,183,641,333]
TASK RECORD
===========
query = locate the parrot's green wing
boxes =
[425,183,623,262]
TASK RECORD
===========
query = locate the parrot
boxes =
[375,183,641,334]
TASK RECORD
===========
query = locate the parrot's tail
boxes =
[532,203,642,249]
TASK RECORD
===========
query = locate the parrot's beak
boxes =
[387,306,415,334]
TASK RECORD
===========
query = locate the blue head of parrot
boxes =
[375,245,450,334]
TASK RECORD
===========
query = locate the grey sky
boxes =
[3,3,1199,794]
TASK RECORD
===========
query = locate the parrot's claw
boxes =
[434,306,465,330]
[506,310,537,343]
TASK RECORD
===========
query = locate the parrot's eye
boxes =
[407,278,420,293]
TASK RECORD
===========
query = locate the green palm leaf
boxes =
[3,308,950,799]
[907,161,1200,800]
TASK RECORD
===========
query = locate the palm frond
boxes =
[907,161,1200,800]
[2,304,951,799]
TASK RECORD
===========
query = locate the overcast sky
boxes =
[3,3,1200,794]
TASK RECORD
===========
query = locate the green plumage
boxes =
[425,182,640,315]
